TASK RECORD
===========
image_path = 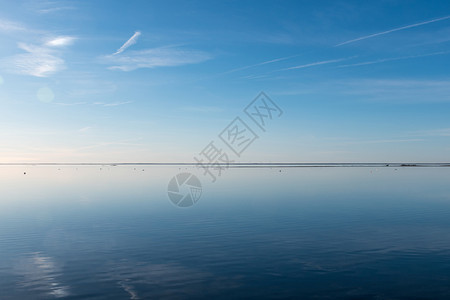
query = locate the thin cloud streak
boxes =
[336,15,450,46]
[54,102,87,106]
[344,138,424,144]
[77,126,91,133]
[53,101,133,107]
[38,6,76,14]
[240,57,351,80]
[181,105,224,113]
[221,54,301,75]
[93,101,133,107]
[280,58,349,71]
[413,128,450,137]
[114,31,141,55]
[240,74,269,80]
[278,79,450,103]
[338,51,450,68]
[337,79,450,103]
[76,141,144,151]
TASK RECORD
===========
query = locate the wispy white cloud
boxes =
[0,18,76,77]
[0,18,25,32]
[114,31,141,55]
[26,1,77,14]
[338,51,450,68]
[2,42,66,77]
[104,46,211,71]
[0,18,48,35]
[45,36,76,47]
[336,15,450,46]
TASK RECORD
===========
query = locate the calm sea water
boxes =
[1,166,450,299]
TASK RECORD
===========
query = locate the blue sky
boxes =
[0,0,450,163]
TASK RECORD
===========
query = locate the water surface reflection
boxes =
[0,166,450,299]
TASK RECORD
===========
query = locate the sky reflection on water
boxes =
[1,166,450,299]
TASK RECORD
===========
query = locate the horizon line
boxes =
[1,162,449,167]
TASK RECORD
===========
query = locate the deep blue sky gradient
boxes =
[0,0,449,162]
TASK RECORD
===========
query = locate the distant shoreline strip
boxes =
[0,163,449,167]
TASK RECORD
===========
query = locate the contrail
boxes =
[338,51,449,67]
[114,31,141,55]
[336,15,450,46]
[241,57,351,80]
[281,58,348,71]
[221,54,301,75]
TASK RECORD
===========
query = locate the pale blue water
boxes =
[1,166,450,299]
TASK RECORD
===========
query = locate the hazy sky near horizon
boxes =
[1,0,450,163]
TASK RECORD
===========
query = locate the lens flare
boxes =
[36,87,55,103]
